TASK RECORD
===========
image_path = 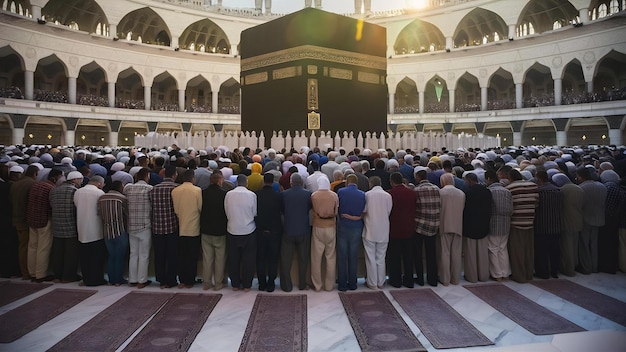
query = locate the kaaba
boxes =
[240,7,387,143]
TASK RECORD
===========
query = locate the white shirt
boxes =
[305,171,329,192]
[362,186,392,243]
[73,184,105,243]
[439,185,465,236]
[224,186,257,235]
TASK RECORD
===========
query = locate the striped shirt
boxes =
[151,179,179,235]
[26,180,55,228]
[97,190,128,239]
[534,183,563,235]
[488,182,513,236]
[414,180,441,236]
[49,182,78,238]
[123,180,153,234]
[506,180,539,230]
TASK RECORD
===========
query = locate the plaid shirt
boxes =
[123,180,153,234]
[414,180,441,236]
[151,179,179,235]
[49,182,78,238]
[26,180,55,228]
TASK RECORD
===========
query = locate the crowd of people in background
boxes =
[1,141,625,293]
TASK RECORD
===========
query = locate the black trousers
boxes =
[228,233,256,289]
[51,236,80,282]
[80,239,107,286]
[154,232,179,286]
[414,233,438,286]
[256,229,281,289]
[534,233,561,278]
[387,237,414,288]
[178,235,200,286]
[280,234,310,292]
[0,225,21,278]
[598,218,619,274]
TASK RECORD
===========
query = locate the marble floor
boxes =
[1,272,626,352]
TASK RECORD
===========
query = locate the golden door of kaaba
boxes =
[240,7,387,146]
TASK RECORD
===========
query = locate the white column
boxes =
[109,23,117,38]
[445,36,453,51]
[144,86,151,110]
[65,130,76,146]
[554,78,562,105]
[556,131,567,146]
[587,81,593,93]
[109,131,119,147]
[230,44,238,56]
[108,82,115,107]
[13,128,25,145]
[508,24,516,40]
[388,93,395,114]
[515,83,523,108]
[448,89,455,112]
[513,131,522,146]
[480,86,488,111]
[609,129,622,146]
[418,90,424,114]
[171,36,179,49]
[24,70,34,100]
[31,5,41,20]
[579,8,589,24]
[68,77,77,104]
[178,89,185,111]
[212,90,219,113]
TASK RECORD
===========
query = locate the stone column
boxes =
[445,36,453,51]
[171,36,179,49]
[513,131,522,146]
[178,89,185,111]
[109,131,119,147]
[24,70,34,100]
[556,131,567,146]
[230,44,238,56]
[508,24,516,40]
[554,78,562,105]
[108,82,115,107]
[388,93,395,114]
[609,129,622,146]
[13,128,25,145]
[68,77,77,104]
[144,86,151,110]
[109,23,117,38]
[212,90,219,113]
[418,90,424,114]
[448,89,455,112]
[587,81,593,93]
[579,8,589,24]
[65,130,76,146]
[515,83,523,108]
[481,86,488,111]
[31,5,41,20]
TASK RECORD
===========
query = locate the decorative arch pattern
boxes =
[117,7,171,46]
[179,19,230,54]
[517,0,578,36]
[42,0,109,35]
[394,19,445,55]
[453,8,507,48]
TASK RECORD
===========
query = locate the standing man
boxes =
[224,174,257,291]
[10,165,39,280]
[255,173,283,292]
[97,181,129,286]
[551,173,583,277]
[437,173,465,286]
[533,170,563,279]
[485,169,513,281]
[310,177,338,291]
[280,173,312,292]
[387,172,417,288]
[462,172,493,283]
[576,167,606,274]
[26,169,62,282]
[74,176,107,286]
[151,165,179,289]
[337,174,366,291]
[200,170,228,291]
[413,166,441,287]
[172,170,202,288]
[505,169,539,283]
[124,167,153,288]
[362,176,392,289]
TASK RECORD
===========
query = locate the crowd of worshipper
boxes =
[1,141,625,293]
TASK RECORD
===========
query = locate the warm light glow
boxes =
[601,134,606,139]
[406,0,427,9]
[28,133,34,139]
[81,135,86,140]
[124,137,128,141]
[47,134,52,140]
[100,137,105,142]
[503,138,507,141]
[496,133,500,137]
[355,20,364,41]
[531,136,536,141]
[582,135,587,141]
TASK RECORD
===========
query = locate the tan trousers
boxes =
[508,227,534,283]
[619,228,626,273]
[28,221,53,279]
[310,226,336,291]
[463,236,490,283]
[487,233,510,279]
[201,234,227,289]
[437,232,462,285]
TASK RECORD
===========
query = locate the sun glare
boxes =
[406,0,427,10]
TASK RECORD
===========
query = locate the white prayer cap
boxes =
[66,171,83,180]
[111,162,125,172]
[9,165,23,173]
[317,177,330,191]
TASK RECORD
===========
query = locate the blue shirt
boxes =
[338,184,366,228]
[281,185,312,236]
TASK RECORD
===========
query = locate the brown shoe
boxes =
[137,280,152,289]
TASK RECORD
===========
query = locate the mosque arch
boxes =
[394,19,445,55]
[590,0,625,20]
[1,0,30,16]
[116,67,145,108]
[593,50,626,95]
[455,72,480,111]
[523,62,553,107]
[0,114,13,145]
[487,68,515,109]
[516,0,578,36]
[0,46,26,93]
[423,75,449,113]
[218,77,240,114]
[484,122,513,145]
[453,8,507,48]
[34,54,69,101]
[152,71,179,110]
[561,59,586,103]
[23,116,65,145]
[394,77,418,113]
[77,61,107,104]
[186,75,213,112]
[119,121,148,146]
[522,119,556,145]
[42,0,108,35]
[117,7,171,46]
[75,118,111,146]
[567,117,610,145]
[179,19,230,54]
